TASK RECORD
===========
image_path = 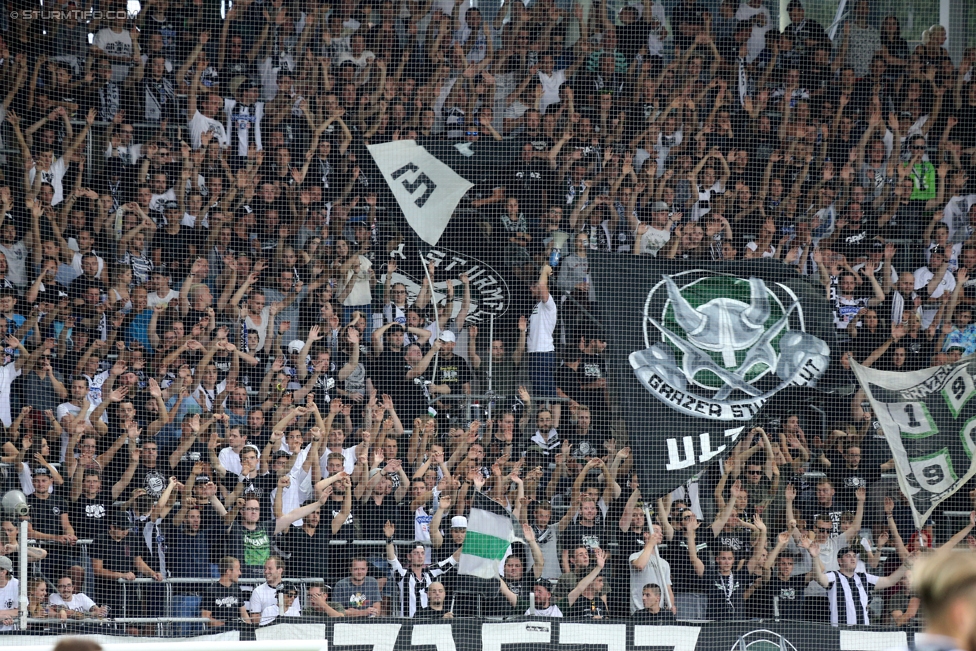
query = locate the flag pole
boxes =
[421,253,440,385]
[487,313,494,419]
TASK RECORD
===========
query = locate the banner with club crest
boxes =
[589,256,836,497]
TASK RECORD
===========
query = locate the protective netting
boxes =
[0,0,973,649]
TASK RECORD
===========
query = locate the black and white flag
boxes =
[589,256,834,496]
[366,140,473,246]
[852,358,976,528]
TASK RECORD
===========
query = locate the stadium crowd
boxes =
[0,0,973,634]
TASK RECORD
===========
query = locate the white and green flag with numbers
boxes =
[852,358,976,528]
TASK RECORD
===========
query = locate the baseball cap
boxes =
[931,244,947,257]
[650,201,669,212]
[836,546,856,560]
[273,450,293,460]
[34,466,51,476]
[451,516,467,529]
[535,577,554,590]
[112,511,132,530]
[164,200,180,212]
[288,340,305,353]
[438,330,456,343]
[0,556,11,572]
[195,475,212,484]
[277,582,299,596]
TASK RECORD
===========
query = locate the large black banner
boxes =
[588,257,837,498]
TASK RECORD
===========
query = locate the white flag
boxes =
[366,140,473,246]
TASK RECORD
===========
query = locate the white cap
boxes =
[451,516,467,529]
[288,340,305,353]
[438,330,456,343]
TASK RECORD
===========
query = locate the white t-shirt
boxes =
[526,602,563,616]
[538,70,567,115]
[50,591,98,613]
[189,109,230,149]
[29,158,68,206]
[320,445,357,477]
[0,240,29,288]
[914,266,956,328]
[527,294,557,353]
[105,142,143,165]
[638,225,671,256]
[192,379,228,412]
[0,577,20,630]
[93,28,133,82]
[629,549,671,613]
[244,308,272,353]
[342,255,372,306]
[149,189,177,219]
[248,582,300,625]
[218,446,244,476]
[0,362,21,427]
[147,288,179,308]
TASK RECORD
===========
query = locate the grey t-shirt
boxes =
[332,576,382,613]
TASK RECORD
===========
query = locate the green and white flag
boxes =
[851,358,976,528]
[458,492,516,579]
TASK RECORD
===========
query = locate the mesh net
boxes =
[0,1,972,649]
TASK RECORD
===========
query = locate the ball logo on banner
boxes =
[630,271,830,421]
[731,630,799,651]
[387,243,512,323]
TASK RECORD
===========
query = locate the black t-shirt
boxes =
[168,439,212,483]
[279,525,334,581]
[555,363,586,404]
[132,463,170,500]
[703,568,745,621]
[632,608,677,623]
[711,529,751,563]
[824,450,879,510]
[27,490,66,536]
[397,363,432,421]
[202,581,246,625]
[616,20,654,59]
[754,573,808,620]
[237,473,278,523]
[91,530,136,607]
[566,594,610,619]
[661,536,708,593]
[154,229,189,270]
[414,606,453,619]
[431,353,473,395]
[560,520,607,553]
[369,348,406,398]
[69,489,113,541]
[356,497,402,541]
